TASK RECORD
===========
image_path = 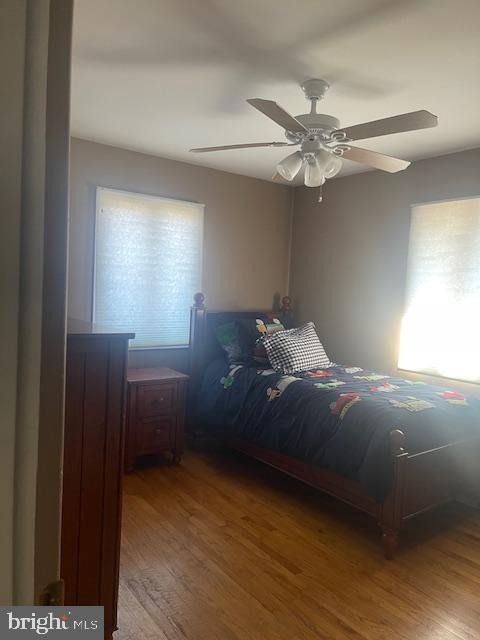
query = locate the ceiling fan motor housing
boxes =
[285,113,341,142]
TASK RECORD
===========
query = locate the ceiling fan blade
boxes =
[342,146,410,173]
[247,98,308,133]
[340,110,438,141]
[190,141,294,153]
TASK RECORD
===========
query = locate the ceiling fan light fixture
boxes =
[276,151,303,181]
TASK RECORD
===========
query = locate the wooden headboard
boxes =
[188,292,293,397]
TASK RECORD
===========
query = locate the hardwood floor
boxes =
[117,443,480,640]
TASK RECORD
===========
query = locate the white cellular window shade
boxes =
[398,197,480,384]
[94,187,203,348]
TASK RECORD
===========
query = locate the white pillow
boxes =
[262,322,332,374]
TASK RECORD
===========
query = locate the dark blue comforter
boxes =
[196,360,480,500]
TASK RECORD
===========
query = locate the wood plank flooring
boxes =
[116,443,480,640]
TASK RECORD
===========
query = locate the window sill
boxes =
[129,344,190,352]
[398,366,480,387]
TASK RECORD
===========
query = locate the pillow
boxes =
[214,322,244,363]
[215,317,285,365]
[262,321,332,374]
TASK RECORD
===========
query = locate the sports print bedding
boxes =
[196,360,480,501]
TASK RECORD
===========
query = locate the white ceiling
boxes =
[71,0,480,183]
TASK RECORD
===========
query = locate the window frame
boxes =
[91,185,204,350]
[398,194,480,385]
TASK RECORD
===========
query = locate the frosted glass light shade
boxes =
[277,151,303,181]
[304,159,325,187]
[324,154,342,178]
[304,151,342,187]
[316,149,342,178]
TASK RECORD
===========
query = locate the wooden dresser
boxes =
[61,320,134,639]
[125,367,189,472]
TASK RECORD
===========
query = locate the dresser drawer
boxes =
[137,383,176,418]
[136,417,175,454]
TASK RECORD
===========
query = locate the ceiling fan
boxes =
[190,79,438,201]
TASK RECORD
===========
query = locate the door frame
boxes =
[0,0,73,604]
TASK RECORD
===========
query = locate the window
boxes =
[398,197,480,384]
[93,187,203,348]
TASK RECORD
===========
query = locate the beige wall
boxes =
[290,147,480,397]
[68,138,293,369]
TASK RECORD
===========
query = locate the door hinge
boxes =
[38,579,65,606]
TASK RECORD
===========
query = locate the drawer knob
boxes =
[155,428,162,435]
[153,397,164,404]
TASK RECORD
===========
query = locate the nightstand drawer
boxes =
[137,418,175,454]
[137,383,176,418]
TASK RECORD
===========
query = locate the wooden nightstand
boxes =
[125,367,189,472]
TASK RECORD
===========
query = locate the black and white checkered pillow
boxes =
[262,322,332,374]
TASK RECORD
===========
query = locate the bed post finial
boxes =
[279,295,294,329]
[193,292,205,309]
[390,429,406,456]
[280,295,291,312]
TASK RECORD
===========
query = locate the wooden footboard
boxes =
[380,430,480,557]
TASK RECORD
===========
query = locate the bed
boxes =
[189,293,480,557]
